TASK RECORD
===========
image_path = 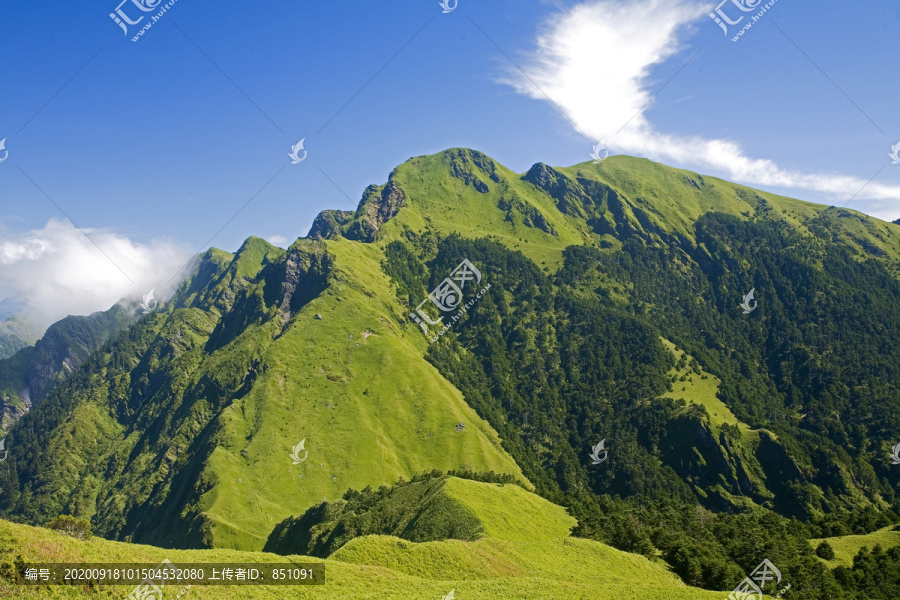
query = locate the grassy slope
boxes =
[387,150,900,275]
[386,151,589,270]
[0,478,736,599]
[55,150,899,550]
[0,235,524,553]
[659,338,739,430]
[563,157,900,262]
[199,237,526,550]
[810,525,900,569]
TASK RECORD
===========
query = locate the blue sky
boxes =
[1,0,899,326]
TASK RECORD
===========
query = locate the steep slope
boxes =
[0,234,524,552]
[310,149,900,596]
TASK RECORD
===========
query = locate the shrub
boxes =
[45,515,92,540]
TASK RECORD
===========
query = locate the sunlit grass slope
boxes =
[385,149,900,274]
[199,237,526,550]
[660,338,739,430]
[0,478,736,599]
[810,525,900,569]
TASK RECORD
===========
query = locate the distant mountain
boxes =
[0,316,39,360]
[2,149,900,599]
[0,306,134,434]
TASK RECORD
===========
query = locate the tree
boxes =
[816,540,836,560]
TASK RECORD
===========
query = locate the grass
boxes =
[196,237,527,550]
[810,525,900,569]
[659,338,739,430]
[0,478,738,599]
[386,149,900,279]
[387,150,595,271]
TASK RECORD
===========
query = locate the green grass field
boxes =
[659,338,739,430]
[0,478,739,599]
[810,525,900,569]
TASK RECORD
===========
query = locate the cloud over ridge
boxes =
[0,218,193,331]
[504,0,900,218]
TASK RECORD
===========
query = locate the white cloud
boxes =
[0,218,194,331]
[505,0,900,220]
[266,234,289,247]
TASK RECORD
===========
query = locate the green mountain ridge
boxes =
[2,148,900,599]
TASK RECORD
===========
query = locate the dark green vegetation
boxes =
[816,541,835,560]
[2,148,900,599]
[265,471,519,557]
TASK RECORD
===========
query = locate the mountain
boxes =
[0,232,524,552]
[0,306,134,435]
[0,316,39,360]
[2,149,900,599]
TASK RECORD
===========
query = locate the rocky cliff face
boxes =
[344,180,407,242]
[307,177,406,243]
[307,210,354,240]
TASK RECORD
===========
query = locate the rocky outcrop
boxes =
[345,181,407,242]
[279,240,333,319]
[307,210,354,240]
[523,164,601,219]
[447,148,499,193]
[497,196,558,235]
